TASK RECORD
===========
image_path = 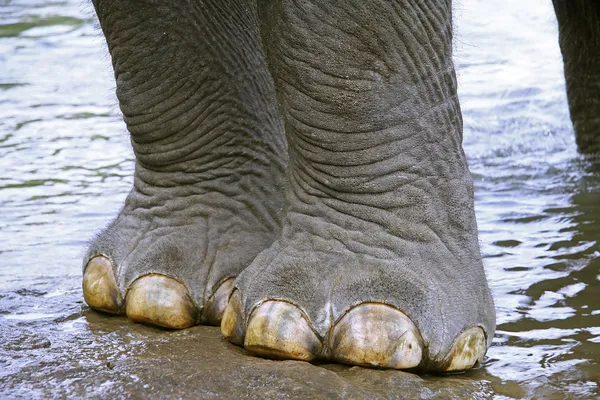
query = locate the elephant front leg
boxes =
[222,0,496,372]
[82,0,286,328]
[553,1,600,154]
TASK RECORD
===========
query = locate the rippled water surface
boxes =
[1,0,599,398]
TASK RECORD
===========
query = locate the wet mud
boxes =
[0,276,565,399]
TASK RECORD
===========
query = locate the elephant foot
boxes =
[222,218,495,372]
[82,168,281,329]
[83,258,205,328]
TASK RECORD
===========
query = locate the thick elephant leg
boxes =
[553,1,600,154]
[222,0,495,372]
[83,0,286,328]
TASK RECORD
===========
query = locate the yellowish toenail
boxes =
[443,327,487,372]
[82,256,122,314]
[221,290,245,345]
[332,303,423,369]
[244,301,321,361]
[204,278,235,326]
[125,274,197,329]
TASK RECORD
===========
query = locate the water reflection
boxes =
[481,156,600,394]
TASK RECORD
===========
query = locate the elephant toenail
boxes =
[221,290,245,345]
[82,256,122,314]
[125,274,197,329]
[244,301,321,361]
[442,327,487,372]
[331,303,423,369]
[203,277,235,325]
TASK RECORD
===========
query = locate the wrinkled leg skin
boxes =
[221,0,496,373]
[83,0,496,372]
[553,1,600,154]
[82,0,287,328]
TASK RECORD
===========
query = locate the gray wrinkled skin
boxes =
[86,0,287,320]
[552,1,600,154]
[85,0,597,370]
[232,0,495,368]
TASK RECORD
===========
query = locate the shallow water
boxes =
[1,0,599,398]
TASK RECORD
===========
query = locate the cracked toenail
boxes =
[221,290,245,345]
[443,327,486,372]
[83,256,122,314]
[332,303,423,369]
[204,277,235,325]
[125,274,197,329]
[244,301,321,361]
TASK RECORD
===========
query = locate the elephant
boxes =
[81,0,599,373]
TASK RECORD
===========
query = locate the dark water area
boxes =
[1,0,599,398]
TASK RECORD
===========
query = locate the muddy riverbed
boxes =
[1,0,599,398]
